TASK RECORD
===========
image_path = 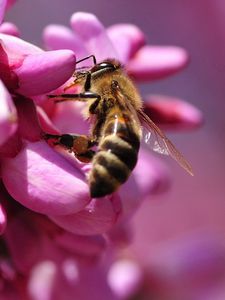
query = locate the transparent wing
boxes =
[138,110,194,176]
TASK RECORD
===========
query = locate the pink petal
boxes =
[4,211,44,274]
[127,45,189,81]
[1,141,90,215]
[107,259,143,299]
[118,148,170,219]
[0,202,7,234]
[28,260,59,300]
[0,40,19,91]
[70,12,118,62]
[36,105,60,135]
[0,80,17,146]
[0,34,42,90]
[52,101,89,134]
[0,22,20,36]
[107,223,132,247]
[43,24,87,59]
[16,49,76,96]
[0,130,22,157]
[133,148,171,197]
[49,194,122,235]
[107,24,146,63]
[0,32,42,57]
[15,95,42,141]
[144,95,203,130]
[0,0,7,24]
[150,234,225,289]
[5,0,16,10]
[55,232,106,258]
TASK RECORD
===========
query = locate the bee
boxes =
[45,55,193,198]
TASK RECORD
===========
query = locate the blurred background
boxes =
[5,0,225,282]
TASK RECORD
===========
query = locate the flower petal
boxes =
[43,24,87,59]
[133,148,171,197]
[55,232,106,258]
[127,45,189,81]
[107,24,145,63]
[150,234,225,290]
[0,34,42,90]
[0,32,42,57]
[1,141,90,215]
[0,22,20,36]
[15,95,42,141]
[70,12,118,61]
[49,194,122,235]
[0,130,22,157]
[0,79,17,146]
[16,50,76,96]
[144,95,203,130]
[0,0,7,24]
[4,211,44,274]
[107,259,143,299]
[118,148,170,219]
[0,202,7,235]
[52,101,89,134]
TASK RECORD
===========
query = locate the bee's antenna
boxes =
[76,55,97,66]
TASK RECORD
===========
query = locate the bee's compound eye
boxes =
[59,134,74,148]
[92,62,116,72]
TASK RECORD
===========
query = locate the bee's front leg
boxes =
[48,91,100,103]
[43,133,97,163]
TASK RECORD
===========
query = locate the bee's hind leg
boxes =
[43,133,97,163]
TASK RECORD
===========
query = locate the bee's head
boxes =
[91,58,121,75]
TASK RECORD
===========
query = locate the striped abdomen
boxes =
[88,112,141,198]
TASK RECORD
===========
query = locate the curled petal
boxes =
[107,24,146,63]
[1,141,90,215]
[144,95,203,130]
[0,22,20,36]
[0,34,42,90]
[16,50,76,96]
[55,232,106,258]
[70,12,118,61]
[107,259,143,299]
[0,79,17,146]
[127,45,189,81]
[0,202,6,234]
[43,24,87,59]
[49,194,122,235]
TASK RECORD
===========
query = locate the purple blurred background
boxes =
[6,0,225,262]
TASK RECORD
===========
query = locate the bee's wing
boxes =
[138,109,194,176]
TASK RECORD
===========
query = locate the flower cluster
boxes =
[0,2,203,299]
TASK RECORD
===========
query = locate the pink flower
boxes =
[0,6,202,300]
[105,234,225,300]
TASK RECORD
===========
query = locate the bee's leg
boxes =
[64,55,97,90]
[48,90,101,103]
[43,133,97,163]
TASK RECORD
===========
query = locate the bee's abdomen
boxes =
[88,134,140,198]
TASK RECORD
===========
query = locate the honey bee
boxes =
[45,55,193,198]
